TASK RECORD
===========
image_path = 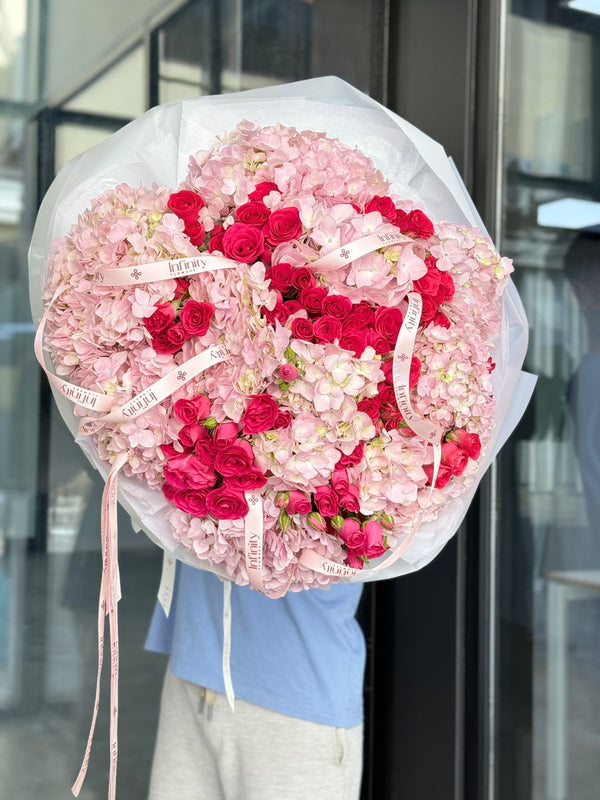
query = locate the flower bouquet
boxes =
[30,77,535,798]
[31,77,533,596]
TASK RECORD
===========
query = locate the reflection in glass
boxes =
[63,46,146,119]
[157,0,374,105]
[54,122,118,173]
[497,5,600,800]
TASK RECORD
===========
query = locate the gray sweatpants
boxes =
[149,669,363,800]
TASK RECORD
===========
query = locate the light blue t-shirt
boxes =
[146,564,365,728]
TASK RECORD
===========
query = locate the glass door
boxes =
[493,3,600,800]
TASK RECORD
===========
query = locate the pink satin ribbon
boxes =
[310,230,409,271]
[96,254,238,286]
[71,451,127,800]
[78,344,230,436]
[34,285,120,413]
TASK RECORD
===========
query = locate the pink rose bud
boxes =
[193,395,211,420]
[278,363,298,382]
[379,513,394,531]
[278,509,292,533]
[307,511,327,532]
[275,491,290,509]
[330,514,345,531]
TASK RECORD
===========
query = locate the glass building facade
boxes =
[0,2,598,799]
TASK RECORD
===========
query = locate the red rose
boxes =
[261,244,273,266]
[378,384,396,405]
[365,329,390,355]
[236,438,255,461]
[381,359,394,383]
[291,317,314,342]
[448,429,481,460]
[162,482,179,502]
[394,208,408,228]
[381,407,404,429]
[340,331,368,358]
[423,463,453,489]
[338,442,364,468]
[248,181,279,201]
[322,294,353,320]
[194,396,211,419]
[298,287,328,316]
[291,267,316,290]
[265,262,294,291]
[236,201,271,227]
[346,551,364,570]
[171,489,208,516]
[285,300,302,315]
[241,394,280,434]
[274,410,292,429]
[398,209,435,239]
[410,356,422,388]
[208,224,225,253]
[313,315,342,344]
[331,467,349,495]
[163,453,216,490]
[174,278,189,299]
[153,323,189,354]
[413,261,442,297]
[343,311,367,333]
[262,300,290,326]
[362,521,387,559]
[167,190,204,221]
[161,443,181,459]
[432,310,451,328]
[440,442,469,476]
[184,220,206,246]
[265,207,302,245]
[356,302,376,326]
[179,423,209,449]
[357,397,381,422]
[338,518,364,549]
[214,444,254,477]
[173,397,202,425]
[213,422,239,449]
[222,222,265,264]
[437,271,455,303]
[145,302,176,336]
[420,296,438,324]
[206,487,249,520]
[286,490,312,515]
[180,300,215,337]
[365,195,396,220]
[338,485,361,513]
[313,485,339,518]
[194,437,217,467]
[224,468,267,491]
[374,306,404,345]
